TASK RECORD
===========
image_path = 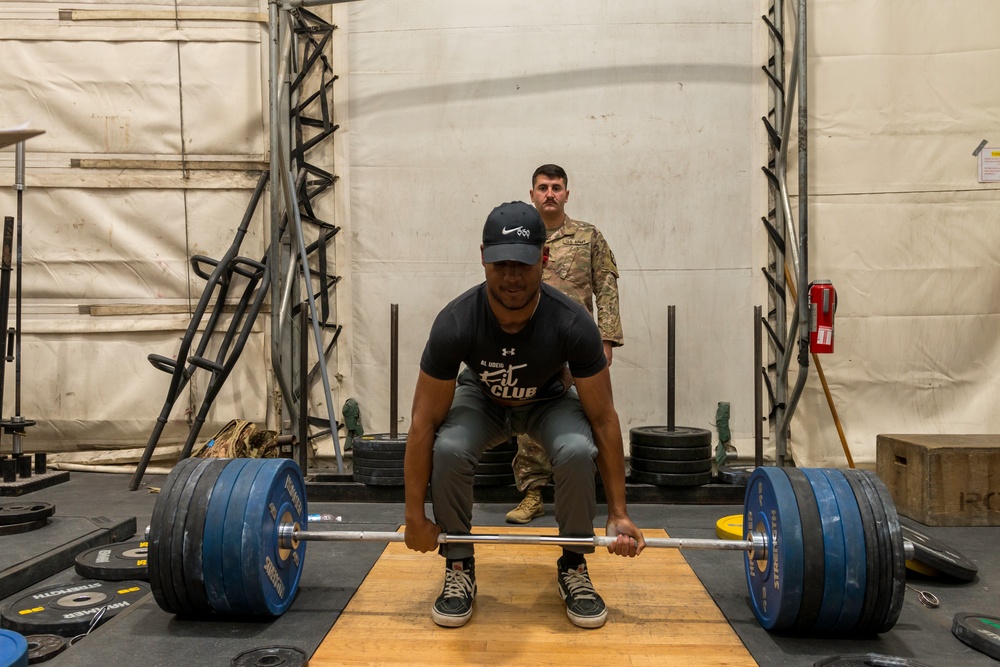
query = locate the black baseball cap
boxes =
[482,201,545,264]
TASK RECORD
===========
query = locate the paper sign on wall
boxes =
[979,147,1000,183]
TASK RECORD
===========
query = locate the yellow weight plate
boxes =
[906,559,941,577]
[716,514,743,540]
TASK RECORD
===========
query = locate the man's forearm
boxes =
[592,422,629,518]
[403,427,434,522]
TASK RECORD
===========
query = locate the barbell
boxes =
[147,458,911,635]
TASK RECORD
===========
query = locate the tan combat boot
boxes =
[505,488,544,524]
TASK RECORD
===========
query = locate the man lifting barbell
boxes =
[403,200,646,629]
[142,207,910,637]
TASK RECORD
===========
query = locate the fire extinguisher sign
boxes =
[809,281,836,354]
[815,327,833,347]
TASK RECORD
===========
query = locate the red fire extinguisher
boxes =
[809,280,837,354]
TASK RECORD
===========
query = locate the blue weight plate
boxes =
[181,459,229,614]
[802,469,847,632]
[864,471,906,633]
[744,466,804,631]
[203,458,252,613]
[820,469,867,632]
[221,460,271,615]
[240,459,308,616]
[149,458,201,614]
[0,629,28,667]
[785,469,825,632]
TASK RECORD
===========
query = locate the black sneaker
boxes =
[557,556,607,628]
[432,557,476,627]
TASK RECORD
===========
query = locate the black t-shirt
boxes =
[420,282,607,404]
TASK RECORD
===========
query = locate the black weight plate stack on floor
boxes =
[74,541,149,581]
[475,438,516,486]
[0,502,55,536]
[0,502,55,525]
[628,426,713,487]
[352,434,406,486]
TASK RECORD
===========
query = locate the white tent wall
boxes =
[0,2,273,451]
[343,0,768,458]
[787,1,1000,466]
[0,0,996,466]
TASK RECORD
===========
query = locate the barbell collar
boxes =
[279,526,767,560]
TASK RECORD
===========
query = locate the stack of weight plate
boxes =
[474,438,516,486]
[351,435,517,487]
[351,433,407,486]
[0,501,56,536]
[147,458,307,617]
[627,426,713,487]
[744,467,906,634]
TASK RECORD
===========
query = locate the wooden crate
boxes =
[876,434,1000,526]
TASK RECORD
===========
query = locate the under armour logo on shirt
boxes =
[501,348,515,356]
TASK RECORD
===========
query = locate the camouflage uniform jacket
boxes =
[543,216,624,347]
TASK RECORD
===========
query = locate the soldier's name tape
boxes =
[147,458,917,636]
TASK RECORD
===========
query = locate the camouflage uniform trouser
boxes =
[513,434,554,492]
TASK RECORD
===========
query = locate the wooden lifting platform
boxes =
[312,526,757,667]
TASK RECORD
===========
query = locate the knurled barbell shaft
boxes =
[280,527,768,559]
[145,520,911,565]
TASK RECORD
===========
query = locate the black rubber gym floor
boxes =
[1,470,997,666]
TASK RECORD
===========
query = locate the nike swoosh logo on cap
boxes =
[501,226,525,235]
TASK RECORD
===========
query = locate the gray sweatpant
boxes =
[430,369,598,560]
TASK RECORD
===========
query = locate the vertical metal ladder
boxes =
[759,0,809,466]
[131,4,347,489]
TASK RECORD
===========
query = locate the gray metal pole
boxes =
[754,305,763,467]
[390,304,398,439]
[778,0,810,467]
[667,304,675,430]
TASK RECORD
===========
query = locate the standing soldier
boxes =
[506,164,625,524]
